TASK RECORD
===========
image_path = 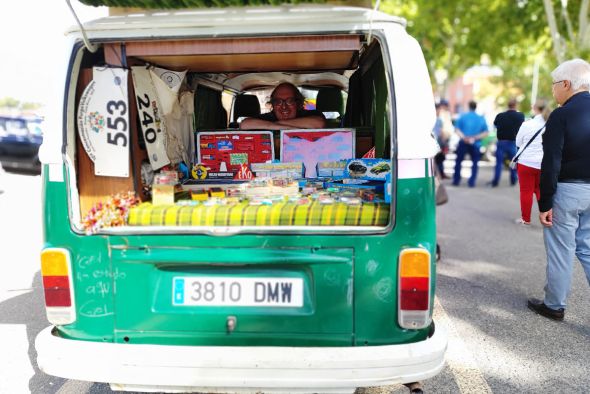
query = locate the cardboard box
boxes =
[152,184,175,205]
[317,160,346,178]
[250,162,305,179]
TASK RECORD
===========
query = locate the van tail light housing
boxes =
[40,248,76,325]
[398,248,431,329]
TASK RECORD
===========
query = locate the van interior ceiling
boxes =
[72,33,392,231]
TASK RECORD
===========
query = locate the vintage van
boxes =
[36,3,447,393]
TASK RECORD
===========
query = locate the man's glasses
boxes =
[271,97,299,107]
[552,80,565,85]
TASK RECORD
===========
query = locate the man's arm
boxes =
[538,111,565,213]
[240,115,326,130]
[455,116,465,139]
[539,209,553,227]
[239,117,283,130]
[273,115,326,129]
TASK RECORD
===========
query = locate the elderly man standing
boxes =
[528,59,590,321]
[452,100,489,187]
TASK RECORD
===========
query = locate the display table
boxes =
[128,201,389,227]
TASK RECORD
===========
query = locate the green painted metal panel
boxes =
[42,163,436,347]
[111,247,354,343]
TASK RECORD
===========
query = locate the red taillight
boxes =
[398,248,432,329]
[41,248,76,324]
[42,276,72,307]
[400,277,429,310]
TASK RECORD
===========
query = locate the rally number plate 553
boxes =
[173,277,304,307]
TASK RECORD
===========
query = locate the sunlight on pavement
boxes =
[0,324,35,393]
[434,297,493,394]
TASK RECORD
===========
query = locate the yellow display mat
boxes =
[128,201,390,227]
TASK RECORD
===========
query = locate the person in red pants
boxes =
[514,99,552,224]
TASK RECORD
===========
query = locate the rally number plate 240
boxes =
[173,277,304,307]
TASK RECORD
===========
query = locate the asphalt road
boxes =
[0,162,589,394]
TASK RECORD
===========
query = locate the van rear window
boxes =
[71,34,393,233]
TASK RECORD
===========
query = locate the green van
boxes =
[35,3,446,393]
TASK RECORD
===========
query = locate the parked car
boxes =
[0,115,43,173]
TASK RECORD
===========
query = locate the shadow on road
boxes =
[0,270,66,393]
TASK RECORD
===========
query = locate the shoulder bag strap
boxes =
[512,124,545,163]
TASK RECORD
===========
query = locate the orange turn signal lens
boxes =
[41,249,70,277]
[399,248,430,278]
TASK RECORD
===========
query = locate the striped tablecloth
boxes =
[128,201,389,227]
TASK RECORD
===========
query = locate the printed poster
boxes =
[281,129,355,178]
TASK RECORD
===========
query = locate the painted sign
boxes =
[77,67,130,177]
[281,129,355,178]
[131,67,170,170]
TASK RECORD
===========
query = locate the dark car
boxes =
[0,115,43,173]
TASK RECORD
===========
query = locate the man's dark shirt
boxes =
[539,91,590,212]
[257,109,325,122]
[493,109,524,141]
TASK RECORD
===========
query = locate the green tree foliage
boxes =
[0,97,21,109]
[0,97,42,112]
[380,1,547,83]
[379,0,588,108]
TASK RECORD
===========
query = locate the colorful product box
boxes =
[317,160,346,178]
[152,184,175,205]
[250,162,305,179]
[323,180,384,193]
[344,158,391,181]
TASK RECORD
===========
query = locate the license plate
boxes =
[172,276,304,307]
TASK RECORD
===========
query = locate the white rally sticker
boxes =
[131,67,170,171]
[77,67,130,177]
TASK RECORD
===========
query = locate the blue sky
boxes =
[1,1,107,106]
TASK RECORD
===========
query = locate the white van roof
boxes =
[69,5,406,38]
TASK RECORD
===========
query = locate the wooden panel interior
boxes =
[124,35,361,56]
[138,52,357,72]
[110,35,361,72]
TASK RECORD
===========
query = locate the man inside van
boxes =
[240,82,326,130]
[452,100,489,187]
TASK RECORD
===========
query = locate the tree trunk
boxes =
[543,0,565,63]
[579,0,590,49]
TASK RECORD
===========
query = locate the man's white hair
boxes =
[551,58,590,91]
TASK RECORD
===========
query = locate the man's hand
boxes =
[539,209,553,227]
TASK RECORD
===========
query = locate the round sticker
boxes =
[191,164,208,180]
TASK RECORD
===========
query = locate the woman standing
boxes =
[514,99,552,225]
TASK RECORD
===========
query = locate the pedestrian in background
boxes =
[528,59,590,321]
[513,99,551,225]
[489,98,524,187]
[452,100,489,187]
[433,100,453,179]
